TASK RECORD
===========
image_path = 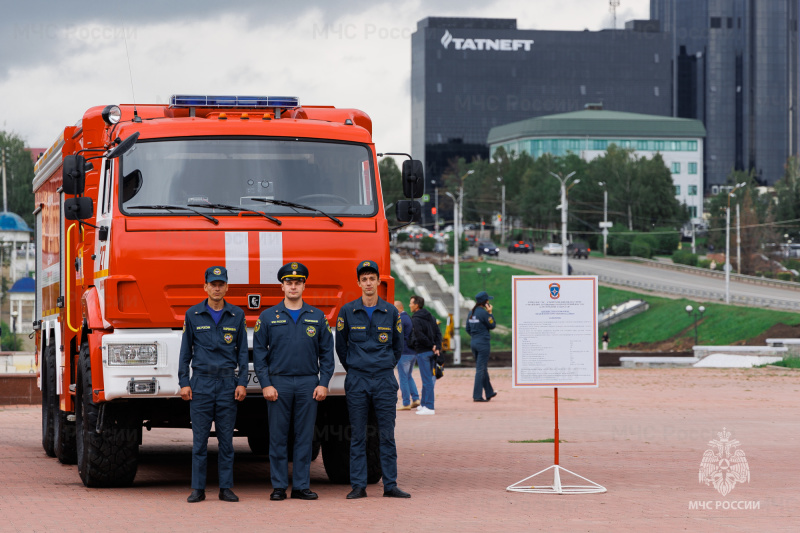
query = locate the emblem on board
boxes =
[549,283,560,299]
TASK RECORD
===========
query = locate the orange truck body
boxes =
[33,96,395,485]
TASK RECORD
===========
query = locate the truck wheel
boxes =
[41,341,56,457]
[320,397,382,484]
[54,408,77,464]
[76,344,139,487]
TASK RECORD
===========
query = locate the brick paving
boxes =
[0,367,797,532]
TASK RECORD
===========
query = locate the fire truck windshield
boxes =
[119,138,376,217]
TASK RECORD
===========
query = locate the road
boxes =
[473,249,800,311]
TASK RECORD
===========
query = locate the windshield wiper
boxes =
[188,203,282,226]
[251,198,343,227]
[126,205,219,225]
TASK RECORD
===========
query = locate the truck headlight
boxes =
[108,343,158,366]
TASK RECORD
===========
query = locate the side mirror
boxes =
[64,197,94,221]
[395,200,421,223]
[62,155,92,195]
[402,160,424,199]
[107,131,141,160]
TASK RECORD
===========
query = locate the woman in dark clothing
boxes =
[466,291,497,402]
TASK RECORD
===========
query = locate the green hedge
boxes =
[672,249,698,266]
[630,238,652,259]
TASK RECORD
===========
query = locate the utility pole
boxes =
[501,182,506,244]
[550,171,578,275]
[1,146,8,212]
[445,191,461,365]
[736,202,741,275]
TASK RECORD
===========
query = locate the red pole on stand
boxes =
[554,387,559,466]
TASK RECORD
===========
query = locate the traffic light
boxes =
[431,207,437,215]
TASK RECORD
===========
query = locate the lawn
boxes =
[406,260,800,351]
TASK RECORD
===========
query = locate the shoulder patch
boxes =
[255,318,261,333]
[337,316,345,331]
[396,318,402,333]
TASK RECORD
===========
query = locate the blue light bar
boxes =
[169,95,299,108]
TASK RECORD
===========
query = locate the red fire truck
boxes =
[33,95,422,487]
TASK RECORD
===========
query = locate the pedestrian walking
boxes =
[253,262,335,501]
[602,331,610,350]
[466,291,497,403]
[178,266,248,503]
[394,301,420,411]
[408,295,442,416]
[335,260,411,500]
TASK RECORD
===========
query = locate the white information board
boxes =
[512,276,598,388]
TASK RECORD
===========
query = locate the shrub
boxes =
[630,238,652,259]
[608,233,633,256]
[777,271,793,281]
[420,236,436,252]
[698,259,712,269]
[653,227,680,255]
[397,233,409,243]
[672,249,698,266]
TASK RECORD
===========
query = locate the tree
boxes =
[0,131,35,227]
[772,156,800,241]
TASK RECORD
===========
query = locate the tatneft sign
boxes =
[440,29,534,51]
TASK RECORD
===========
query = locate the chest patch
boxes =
[379,332,389,343]
[306,325,317,337]
[224,333,233,344]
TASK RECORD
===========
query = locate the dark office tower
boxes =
[651,0,799,190]
[411,17,673,185]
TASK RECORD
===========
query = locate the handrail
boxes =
[65,223,79,333]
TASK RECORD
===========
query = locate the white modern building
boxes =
[487,108,707,220]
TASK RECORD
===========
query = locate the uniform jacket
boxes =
[178,299,249,388]
[335,296,403,373]
[252,301,335,388]
[466,306,496,342]
[399,311,415,356]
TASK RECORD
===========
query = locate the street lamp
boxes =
[598,181,609,257]
[550,171,579,275]
[476,267,492,291]
[685,304,706,346]
[11,310,18,335]
[445,191,462,365]
[725,182,746,304]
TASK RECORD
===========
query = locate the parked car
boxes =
[569,242,591,259]
[541,243,563,256]
[507,240,533,254]
[477,241,500,256]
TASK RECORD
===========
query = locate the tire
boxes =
[54,408,77,464]
[76,343,139,487]
[41,341,56,457]
[320,397,382,484]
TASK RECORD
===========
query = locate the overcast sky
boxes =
[0,0,648,155]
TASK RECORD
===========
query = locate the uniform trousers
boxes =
[267,374,319,490]
[190,374,238,490]
[345,371,399,491]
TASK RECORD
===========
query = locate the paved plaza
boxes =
[0,367,796,532]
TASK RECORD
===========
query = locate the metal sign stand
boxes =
[506,388,606,494]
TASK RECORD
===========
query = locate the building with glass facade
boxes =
[650,0,799,190]
[411,17,673,188]
[487,109,707,219]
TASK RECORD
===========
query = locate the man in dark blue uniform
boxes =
[466,291,497,403]
[253,262,334,501]
[179,266,248,503]
[336,260,410,499]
